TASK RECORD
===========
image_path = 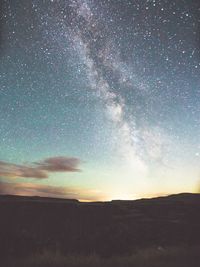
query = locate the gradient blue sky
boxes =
[0,0,200,201]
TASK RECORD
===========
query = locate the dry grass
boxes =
[2,246,200,267]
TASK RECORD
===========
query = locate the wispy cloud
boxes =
[36,157,81,172]
[0,181,103,201]
[0,156,81,179]
[0,161,48,179]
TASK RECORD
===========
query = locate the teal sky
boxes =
[0,0,200,201]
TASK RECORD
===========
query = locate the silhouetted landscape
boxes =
[1,193,200,266]
[1,0,200,266]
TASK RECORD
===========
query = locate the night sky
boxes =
[0,0,200,201]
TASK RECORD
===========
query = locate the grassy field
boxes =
[1,194,200,266]
[2,246,200,267]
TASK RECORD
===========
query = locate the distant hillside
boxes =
[0,193,200,259]
[0,194,79,203]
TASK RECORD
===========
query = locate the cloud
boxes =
[0,181,103,201]
[0,161,48,179]
[0,156,81,179]
[36,157,81,172]
[0,181,74,198]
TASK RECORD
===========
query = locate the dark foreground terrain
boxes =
[1,193,200,266]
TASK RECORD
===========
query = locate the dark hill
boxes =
[0,193,200,258]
